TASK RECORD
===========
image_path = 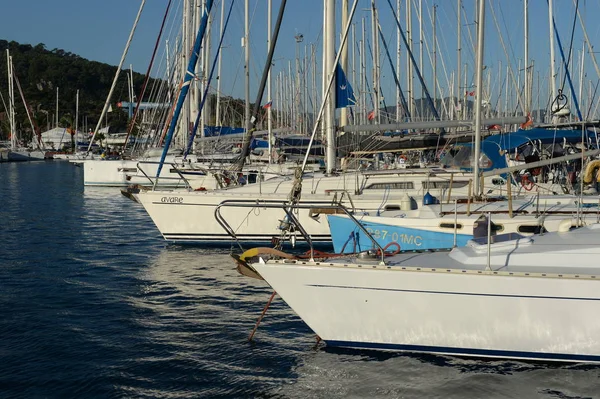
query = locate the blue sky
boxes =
[1,0,599,116]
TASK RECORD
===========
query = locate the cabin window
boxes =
[365,182,414,190]
[439,223,463,230]
[517,225,546,234]
[118,167,138,173]
[247,171,260,184]
[384,205,401,211]
[421,181,469,190]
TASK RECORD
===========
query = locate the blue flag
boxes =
[335,63,356,108]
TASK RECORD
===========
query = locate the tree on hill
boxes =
[0,39,158,140]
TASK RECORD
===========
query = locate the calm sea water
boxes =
[1,161,600,398]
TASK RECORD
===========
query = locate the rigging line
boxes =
[461,2,476,68]
[123,0,173,152]
[140,19,180,146]
[547,0,583,121]
[248,0,266,83]
[589,81,600,120]
[497,1,521,79]
[386,0,443,128]
[156,0,215,179]
[87,0,147,154]
[488,1,525,114]
[0,87,9,122]
[184,0,234,159]
[377,23,410,119]
[357,38,375,111]
[422,3,451,120]
[297,0,360,175]
[559,0,579,95]
[365,38,388,121]
[424,2,452,119]
[365,40,377,112]
[13,71,43,149]
[234,0,288,171]
[575,0,600,82]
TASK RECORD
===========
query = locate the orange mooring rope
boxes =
[248,291,277,342]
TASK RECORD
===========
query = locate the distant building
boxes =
[40,127,89,150]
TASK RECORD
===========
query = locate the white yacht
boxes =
[240,224,600,363]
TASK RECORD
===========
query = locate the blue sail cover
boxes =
[456,128,598,172]
[335,63,356,109]
[203,126,246,138]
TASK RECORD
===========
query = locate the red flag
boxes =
[262,101,272,109]
[367,110,375,121]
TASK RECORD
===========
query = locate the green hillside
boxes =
[0,40,153,141]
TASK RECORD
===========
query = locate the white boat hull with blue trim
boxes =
[250,225,600,363]
[327,197,600,253]
[327,213,473,252]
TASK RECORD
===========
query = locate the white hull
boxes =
[135,189,360,243]
[8,149,47,161]
[134,167,581,245]
[250,225,600,363]
[79,157,201,188]
[80,157,297,189]
[328,196,600,252]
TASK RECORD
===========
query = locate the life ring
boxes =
[583,160,600,184]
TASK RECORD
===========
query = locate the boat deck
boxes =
[290,225,600,277]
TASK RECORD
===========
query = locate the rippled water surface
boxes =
[1,161,600,398]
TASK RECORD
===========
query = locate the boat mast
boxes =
[524,0,530,113]
[234,0,287,170]
[156,0,214,178]
[396,0,401,121]
[457,0,461,121]
[432,4,437,117]
[6,50,16,150]
[182,0,191,150]
[75,89,79,151]
[215,0,224,126]
[548,0,557,104]
[202,0,211,148]
[267,0,273,162]
[473,0,485,197]
[194,0,202,152]
[576,4,600,82]
[406,0,414,118]
[418,0,423,118]
[370,1,379,122]
[244,0,250,147]
[325,0,336,173]
[87,0,146,153]
[340,0,349,128]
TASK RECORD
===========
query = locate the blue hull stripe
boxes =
[325,340,600,363]
[307,284,600,301]
[327,215,472,253]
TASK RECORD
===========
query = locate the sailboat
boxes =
[4,49,47,162]
[239,223,600,363]
[234,0,600,364]
[132,1,536,247]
